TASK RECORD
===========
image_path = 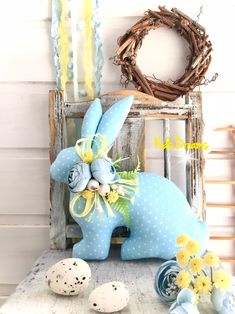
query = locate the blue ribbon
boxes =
[51,0,104,96]
[51,0,62,89]
[93,0,104,97]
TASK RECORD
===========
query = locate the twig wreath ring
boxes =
[113,6,216,101]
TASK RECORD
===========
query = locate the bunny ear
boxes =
[81,98,102,138]
[94,96,134,148]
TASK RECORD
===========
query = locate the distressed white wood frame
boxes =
[49,90,205,249]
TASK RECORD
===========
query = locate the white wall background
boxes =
[0,0,235,305]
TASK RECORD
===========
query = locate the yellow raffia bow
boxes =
[70,180,139,223]
[70,134,140,223]
[84,0,94,99]
[75,133,108,163]
[70,191,115,220]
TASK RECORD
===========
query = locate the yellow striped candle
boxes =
[58,0,70,99]
[70,0,79,101]
[84,0,94,99]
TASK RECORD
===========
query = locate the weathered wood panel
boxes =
[0,297,7,307]
[50,90,205,248]
[63,100,191,118]
[0,285,16,297]
[0,215,49,225]
[0,226,49,284]
[163,119,171,179]
[112,117,145,171]
[186,93,205,220]
[0,158,50,215]
[0,93,50,148]
[49,91,67,249]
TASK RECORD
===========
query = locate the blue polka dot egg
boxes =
[155,260,181,305]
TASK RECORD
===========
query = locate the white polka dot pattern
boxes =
[94,96,133,148]
[70,173,208,260]
[81,98,102,138]
[50,147,80,183]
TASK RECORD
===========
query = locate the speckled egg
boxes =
[88,281,129,313]
[45,258,91,296]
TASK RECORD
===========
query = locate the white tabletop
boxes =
[0,247,216,314]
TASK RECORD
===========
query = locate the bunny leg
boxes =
[72,223,113,260]
[121,236,160,260]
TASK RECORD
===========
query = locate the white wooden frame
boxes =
[49,90,205,249]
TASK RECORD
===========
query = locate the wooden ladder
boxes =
[205,126,235,263]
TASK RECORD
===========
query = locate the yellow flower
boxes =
[82,190,94,200]
[176,233,190,247]
[189,286,200,304]
[189,257,204,274]
[195,275,212,294]
[107,191,119,203]
[204,252,220,268]
[130,197,135,204]
[176,249,191,266]
[214,269,231,290]
[176,270,191,289]
[186,239,201,255]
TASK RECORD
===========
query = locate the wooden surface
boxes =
[49,90,67,250]
[1,90,233,302]
[0,248,215,314]
[1,0,235,301]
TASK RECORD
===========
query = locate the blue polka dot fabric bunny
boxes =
[50,96,208,260]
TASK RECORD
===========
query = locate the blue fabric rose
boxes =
[169,288,200,314]
[211,285,235,314]
[68,162,91,193]
[91,158,119,184]
[155,260,180,305]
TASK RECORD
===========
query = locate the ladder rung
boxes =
[145,113,188,119]
[210,236,235,240]
[205,179,235,184]
[209,150,235,156]
[207,203,235,209]
[220,257,235,263]
[214,127,235,132]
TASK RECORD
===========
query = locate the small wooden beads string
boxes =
[113,6,215,101]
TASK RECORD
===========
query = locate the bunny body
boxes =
[70,172,208,260]
[51,96,208,260]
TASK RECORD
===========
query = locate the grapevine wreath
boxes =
[113,6,217,101]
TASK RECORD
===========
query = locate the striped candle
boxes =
[51,0,62,89]
[51,0,103,100]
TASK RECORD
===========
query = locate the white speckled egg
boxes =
[45,258,91,296]
[88,281,129,313]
